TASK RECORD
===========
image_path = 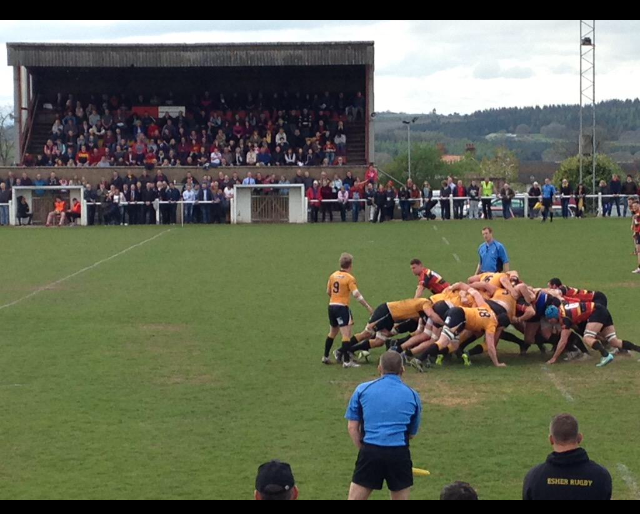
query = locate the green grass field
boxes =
[0,218,639,500]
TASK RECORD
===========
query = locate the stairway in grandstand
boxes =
[28,110,58,158]
[346,120,367,165]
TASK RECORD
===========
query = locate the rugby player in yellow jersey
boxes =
[345,298,429,358]
[390,290,475,364]
[467,271,520,298]
[324,253,373,368]
[409,288,511,371]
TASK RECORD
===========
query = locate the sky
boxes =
[1,20,639,115]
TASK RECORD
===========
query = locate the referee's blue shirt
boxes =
[345,375,422,447]
[542,184,557,199]
[478,240,510,273]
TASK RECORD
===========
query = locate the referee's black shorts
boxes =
[352,444,413,492]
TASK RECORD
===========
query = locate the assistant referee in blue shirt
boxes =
[475,226,510,274]
[345,351,422,500]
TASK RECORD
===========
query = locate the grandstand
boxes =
[7,42,375,172]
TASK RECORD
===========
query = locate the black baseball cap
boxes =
[255,461,295,495]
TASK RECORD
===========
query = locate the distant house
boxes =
[441,154,463,164]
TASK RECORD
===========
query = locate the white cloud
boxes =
[1,20,639,115]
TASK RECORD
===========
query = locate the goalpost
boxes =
[10,185,87,226]
[232,184,307,224]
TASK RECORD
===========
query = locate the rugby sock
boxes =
[340,337,359,362]
[349,341,371,353]
[622,340,640,352]
[390,345,402,353]
[405,349,414,358]
[324,337,335,358]
[438,347,450,356]
[569,333,589,354]
[419,345,441,361]
[592,342,610,358]
[500,331,525,347]
[469,345,485,356]
[385,340,392,350]
[394,335,411,346]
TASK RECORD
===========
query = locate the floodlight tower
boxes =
[579,20,596,195]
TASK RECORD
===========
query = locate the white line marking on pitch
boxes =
[617,463,640,499]
[541,366,574,402]
[453,253,461,263]
[432,225,438,231]
[0,229,172,312]
[441,237,450,245]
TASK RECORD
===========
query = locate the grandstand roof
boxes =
[7,42,374,68]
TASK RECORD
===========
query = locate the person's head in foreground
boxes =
[378,351,404,377]
[549,413,582,450]
[254,460,298,500]
[440,481,479,500]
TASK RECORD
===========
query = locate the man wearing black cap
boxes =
[523,414,612,500]
[254,460,299,501]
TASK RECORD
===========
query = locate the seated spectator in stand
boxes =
[523,414,612,501]
[247,146,258,166]
[210,148,223,168]
[65,198,82,225]
[243,172,256,185]
[255,460,298,501]
[16,196,33,226]
[324,140,337,165]
[46,196,67,227]
[440,482,478,501]
[257,147,272,166]
[272,146,285,166]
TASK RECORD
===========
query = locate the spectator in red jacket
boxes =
[306,180,322,223]
[454,180,467,220]
[365,163,378,187]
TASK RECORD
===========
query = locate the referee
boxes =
[475,226,510,274]
[345,352,422,500]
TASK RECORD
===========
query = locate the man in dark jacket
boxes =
[622,174,638,217]
[609,174,622,217]
[166,183,181,225]
[523,414,612,500]
[373,185,387,223]
[141,182,158,225]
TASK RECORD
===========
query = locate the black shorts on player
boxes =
[593,292,608,308]
[587,305,614,328]
[328,305,353,328]
[444,307,467,333]
[368,304,395,332]
[486,300,507,318]
[431,301,451,328]
[635,234,640,245]
[395,318,420,334]
[352,444,414,492]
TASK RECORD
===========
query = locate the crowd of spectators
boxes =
[2,168,638,226]
[24,89,367,169]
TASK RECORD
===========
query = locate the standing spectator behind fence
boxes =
[440,181,451,220]
[307,181,322,223]
[399,186,411,221]
[454,180,466,220]
[523,414,612,501]
[609,174,622,217]
[468,180,480,220]
[320,180,334,222]
[528,182,541,219]
[373,184,386,223]
[351,179,364,222]
[345,352,422,501]
[560,179,572,219]
[599,180,611,217]
[365,163,378,187]
[337,186,349,222]
[500,183,515,220]
[0,183,11,226]
[385,182,397,221]
[481,178,494,220]
[622,174,638,217]
[575,184,587,218]
[182,184,196,224]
